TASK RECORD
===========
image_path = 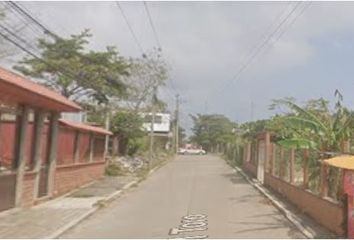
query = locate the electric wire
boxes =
[115,1,145,55]
[205,1,304,104]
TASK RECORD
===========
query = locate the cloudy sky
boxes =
[6,1,354,132]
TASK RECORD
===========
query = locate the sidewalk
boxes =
[0,176,138,239]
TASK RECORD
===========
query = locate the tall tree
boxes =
[14,29,129,103]
[117,50,168,112]
[190,114,235,152]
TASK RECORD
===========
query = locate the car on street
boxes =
[178,147,206,155]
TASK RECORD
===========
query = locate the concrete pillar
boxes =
[265,132,271,173]
[104,110,110,160]
[289,148,295,184]
[89,133,95,162]
[47,112,60,197]
[14,105,30,207]
[320,161,329,197]
[73,131,81,163]
[32,110,46,199]
[303,149,309,189]
[245,142,251,164]
[279,147,285,179]
[271,144,276,175]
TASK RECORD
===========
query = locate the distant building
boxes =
[142,113,171,136]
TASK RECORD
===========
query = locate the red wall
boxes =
[0,121,16,168]
[22,172,36,208]
[0,121,107,209]
[242,161,345,236]
[54,161,105,196]
[57,128,76,165]
[264,173,345,236]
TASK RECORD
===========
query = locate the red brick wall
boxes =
[22,172,36,207]
[264,173,345,236]
[78,133,90,162]
[53,161,105,196]
[57,128,76,165]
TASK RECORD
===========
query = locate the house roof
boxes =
[324,155,354,170]
[59,119,112,135]
[0,67,81,112]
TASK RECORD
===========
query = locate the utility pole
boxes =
[175,94,180,154]
[103,106,110,161]
[149,86,157,167]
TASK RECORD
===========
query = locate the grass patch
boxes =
[105,162,129,176]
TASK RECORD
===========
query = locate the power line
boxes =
[115,1,145,55]
[143,1,162,50]
[263,1,312,55]
[0,22,94,93]
[206,1,304,103]
[142,1,178,94]
[8,1,59,39]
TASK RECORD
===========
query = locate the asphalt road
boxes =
[61,155,304,239]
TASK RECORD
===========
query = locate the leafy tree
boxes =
[117,50,168,112]
[190,114,235,152]
[14,30,129,103]
[268,93,353,152]
[268,93,354,197]
[110,111,145,156]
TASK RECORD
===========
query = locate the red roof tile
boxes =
[0,67,81,112]
[59,119,112,135]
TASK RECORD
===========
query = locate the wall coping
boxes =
[56,161,105,170]
[264,172,342,207]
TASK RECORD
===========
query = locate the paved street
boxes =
[62,155,304,239]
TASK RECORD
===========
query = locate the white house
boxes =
[142,112,171,136]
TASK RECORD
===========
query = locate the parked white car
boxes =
[178,148,206,155]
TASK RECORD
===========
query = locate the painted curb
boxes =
[233,166,315,239]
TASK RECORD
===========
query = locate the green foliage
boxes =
[240,119,269,140]
[190,114,236,152]
[14,29,130,103]
[268,92,353,152]
[111,111,145,156]
[120,50,168,111]
[111,111,144,139]
[105,162,128,176]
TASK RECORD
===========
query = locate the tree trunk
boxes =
[112,135,119,157]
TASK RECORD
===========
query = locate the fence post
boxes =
[271,144,276,176]
[303,149,309,189]
[290,148,295,184]
[47,112,60,197]
[279,147,285,179]
[320,161,329,197]
[32,110,46,200]
[14,105,30,207]
[265,132,271,173]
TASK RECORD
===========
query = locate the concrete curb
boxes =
[48,158,172,239]
[232,166,315,239]
[47,179,138,239]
